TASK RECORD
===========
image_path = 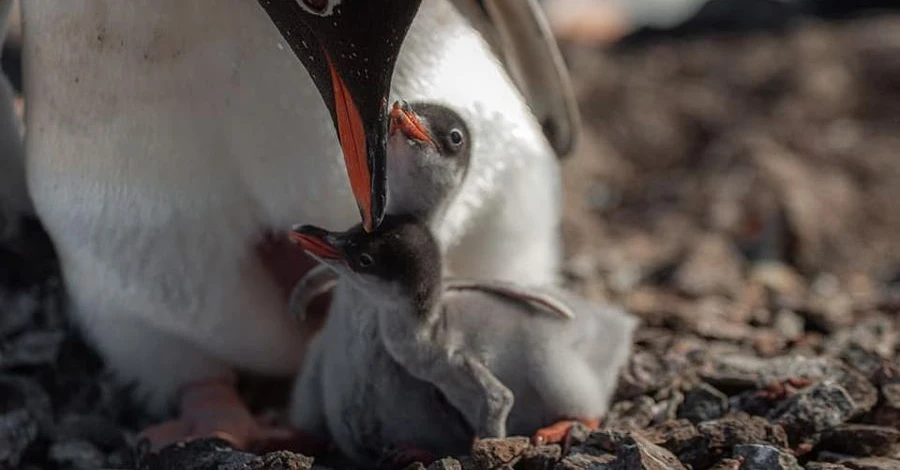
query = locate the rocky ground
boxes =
[2,12,900,470]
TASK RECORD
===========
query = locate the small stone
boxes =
[709,458,743,470]
[677,382,729,423]
[141,438,256,470]
[844,458,900,470]
[805,463,851,470]
[514,445,561,470]
[882,383,900,410]
[673,233,744,298]
[428,457,462,470]
[642,419,702,456]
[553,453,615,470]
[245,451,314,470]
[48,440,105,470]
[404,463,428,470]
[773,310,805,339]
[617,434,688,470]
[616,352,669,399]
[699,415,789,451]
[564,423,591,446]
[771,382,857,443]
[818,424,900,456]
[604,396,656,430]
[458,456,477,470]
[733,444,802,470]
[471,437,531,469]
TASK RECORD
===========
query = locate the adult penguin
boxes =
[19,0,578,449]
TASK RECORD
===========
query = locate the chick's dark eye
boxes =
[448,129,464,147]
[358,253,374,268]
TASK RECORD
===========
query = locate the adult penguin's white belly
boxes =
[21,0,564,411]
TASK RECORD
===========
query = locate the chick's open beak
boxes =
[289,225,343,260]
[390,101,435,146]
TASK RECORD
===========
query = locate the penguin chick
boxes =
[288,216,638,466]
[288,101,472,323]
[386,100,471,223]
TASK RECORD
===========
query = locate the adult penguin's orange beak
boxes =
[258,0,423,232]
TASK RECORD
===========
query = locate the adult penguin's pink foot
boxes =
[531,417,601,446]
[139,378,305,453]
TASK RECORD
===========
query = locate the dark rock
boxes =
[245,451,314,470]
[678,382,730,423]
[0,288,37,338]
[53,413,130,451]
[404,463,428,470]
[582,429,630,453]
[580,430,687,470]
[0,375,52,468]
[604,396,656,430]
[48,440,105,470]
[140,438,256,470]
[733,444,802,470]
[471,437,531,469]
[824,318,896,376]
[0,329,64,368]
[682,414,787,468]
[818,424,900,456]
[704,356,878,416]
[428,457,462,470]
[771,382,857,443]
[514,445,561,470]
[642,419,702,456]
[843,458,900,470]
[553,453,615,470]
[0,407,36,469]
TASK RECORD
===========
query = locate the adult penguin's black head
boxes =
[257,0,424,231]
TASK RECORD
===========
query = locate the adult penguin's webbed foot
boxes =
[531,417,600,446]
[139,378,303,453]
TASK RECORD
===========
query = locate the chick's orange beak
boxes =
[390,101,434,146]
[289,226,342,260]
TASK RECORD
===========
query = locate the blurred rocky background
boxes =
[1,1,900,469]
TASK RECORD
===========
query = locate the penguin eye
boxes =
[358,253,374,268]
[447,129,464,149]
[299,0,329,14]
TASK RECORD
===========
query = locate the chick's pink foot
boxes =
[139,378,316,454]
[532,418,601,445]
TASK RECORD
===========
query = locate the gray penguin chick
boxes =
[288,215,638,466]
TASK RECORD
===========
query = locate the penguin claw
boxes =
[531,418,600,446]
